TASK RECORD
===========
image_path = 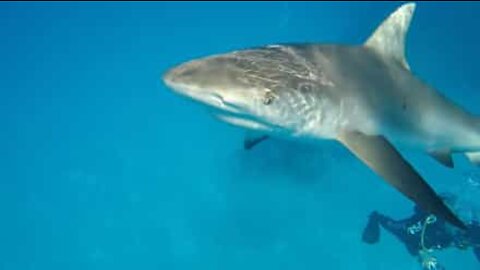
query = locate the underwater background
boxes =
[2,1,480,269]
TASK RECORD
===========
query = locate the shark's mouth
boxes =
[209,93,245,115]
[166,81,244,114]
[211,103,283,133]
[165,81,279,132]
[209,93,288,133]
[214,112,273,131]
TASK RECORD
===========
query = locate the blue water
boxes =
[2,2,480,269]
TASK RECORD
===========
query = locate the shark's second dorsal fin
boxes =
[364,3,416,70]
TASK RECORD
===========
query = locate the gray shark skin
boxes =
[162,3,475,229]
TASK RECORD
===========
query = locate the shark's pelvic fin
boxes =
[338,131,466,230]
[365,2,416,70]
[429,150,454,168]
[244,132,269,150]
[465,152,480,166]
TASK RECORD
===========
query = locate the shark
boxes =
[162,2,477,229]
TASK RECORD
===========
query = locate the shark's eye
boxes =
[263,92,275,105]
[299,83,313,92]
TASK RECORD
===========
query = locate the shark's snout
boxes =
[163,58,230,99]
[163,60,201,88]
[163,56,245,98]
[162,67,177,86]
[163,58,238,111]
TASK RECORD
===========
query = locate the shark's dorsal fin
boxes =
[365,3,416,70]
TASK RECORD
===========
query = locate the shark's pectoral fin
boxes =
[244,132,269,150]
[338,131,466,229]
[429,150,454,168]
[365,2,415,70]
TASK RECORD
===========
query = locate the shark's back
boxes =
[289,42,480,147]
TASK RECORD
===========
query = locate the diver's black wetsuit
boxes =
[362,206,480,264]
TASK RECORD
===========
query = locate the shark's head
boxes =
[163,46,330,136]
[163,54,266,118]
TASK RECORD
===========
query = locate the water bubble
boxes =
[462,171,480,188]
[467,175,480,187]
[455,171,480,223]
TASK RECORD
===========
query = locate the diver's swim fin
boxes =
[338,131,467,230]
[362,212,380,244]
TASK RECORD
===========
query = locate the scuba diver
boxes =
[361,193,480,270]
